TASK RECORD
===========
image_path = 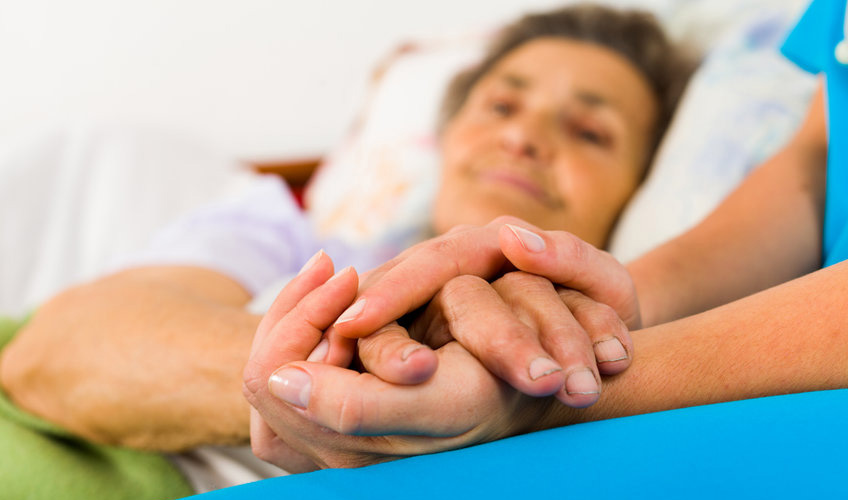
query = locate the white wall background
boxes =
[0,0,808,315]
[0,0,662,160]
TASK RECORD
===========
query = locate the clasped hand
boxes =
[242,216,639,470]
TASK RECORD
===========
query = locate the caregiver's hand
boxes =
[243,253,559,469]
[329,216,640,399]
[241,251,437,472]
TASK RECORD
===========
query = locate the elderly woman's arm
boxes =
[0,265,259,451]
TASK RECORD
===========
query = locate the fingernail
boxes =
[327,266,354,283]
[506,224,546,252]
[269,368,312,408]
[298,249,325,276]
[306,339,329,362]
[594,338,628,363]
[335,298,366,325]
[528,357,562,380]
[401,344,423,362]
[565,369,599,395]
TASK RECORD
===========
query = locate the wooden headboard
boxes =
[249,157,322,207]
[250,157,322,187]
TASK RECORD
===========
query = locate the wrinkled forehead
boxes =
[478,38,658,133]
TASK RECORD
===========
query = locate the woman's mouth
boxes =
[477,170,559,207]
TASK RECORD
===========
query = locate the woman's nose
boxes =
[499,116,551,162]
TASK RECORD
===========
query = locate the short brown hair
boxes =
[439,3,695,156]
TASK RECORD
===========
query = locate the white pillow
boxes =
[305,36,487,252]
[608,0,816,261]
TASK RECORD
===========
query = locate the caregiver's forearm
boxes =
[0,266,259,451]
[539,259,848,429]
[629,83,827,326]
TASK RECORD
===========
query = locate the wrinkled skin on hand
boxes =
[324,217,637,404]
[243,252,562,469]
[244,218,640,469]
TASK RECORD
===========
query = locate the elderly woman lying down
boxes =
[0,3,693,493]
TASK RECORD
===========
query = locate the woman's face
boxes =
[433,38,659,248]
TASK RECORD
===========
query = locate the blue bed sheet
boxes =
[187,389,848,499]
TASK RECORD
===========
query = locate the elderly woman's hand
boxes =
[393,271,631,407]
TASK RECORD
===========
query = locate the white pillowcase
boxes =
[305,35,487,250]
[608,0,817,261]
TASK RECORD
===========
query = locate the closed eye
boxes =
[575,128,604,145]
[564,119,611,148]
[491,101,514,117]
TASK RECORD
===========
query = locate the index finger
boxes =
[331,216,527,338]
[252,249,334,355]
[332,215,639,338]
[243,265,359,397]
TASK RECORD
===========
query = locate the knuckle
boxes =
[442,274,487,297]
[479,328,524,364]
[581,299,614,317]
[496,271,548,289]
[428,233,461,255]
[291,299,323,331]
[359,330,401,368]
[544,233,584,283]
[547,325,593,357]
[356,333,379,360]
[567,233,588,263]
[242,362,268,400]
[559,290,627,336]
[494,271,523,288]
[583,303,626,334]
[439,275,490,317]
[422,239,465,278]
[494,273,555,309]
[335,376,368,435]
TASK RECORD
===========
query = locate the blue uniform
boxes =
[782,0,848,266]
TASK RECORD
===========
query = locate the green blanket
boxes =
[0,316,194,500]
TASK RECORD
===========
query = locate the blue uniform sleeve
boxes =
[781,0,842,74]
